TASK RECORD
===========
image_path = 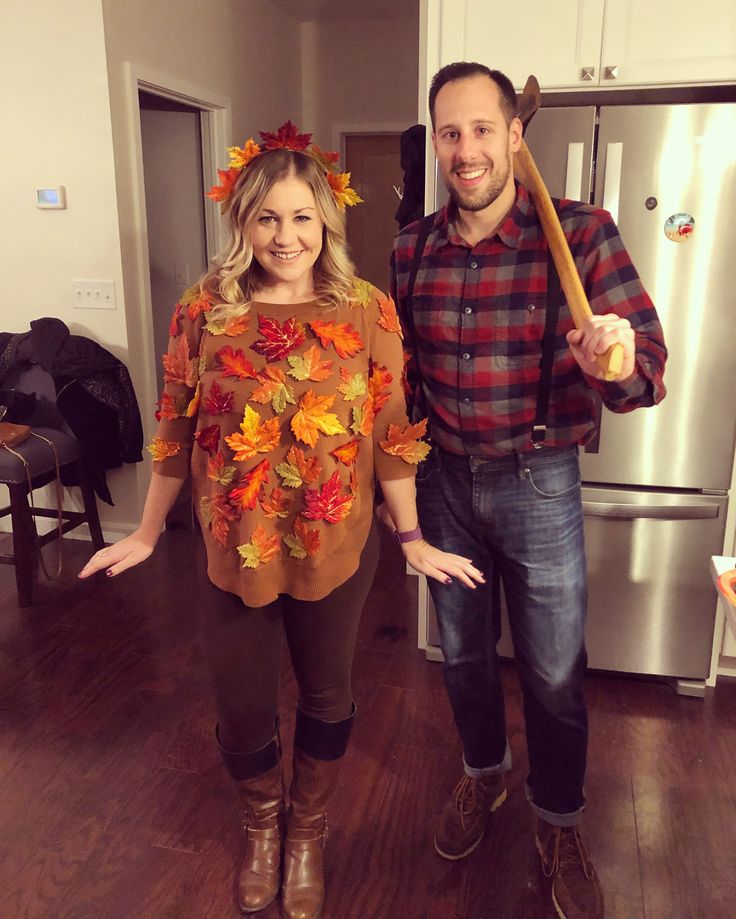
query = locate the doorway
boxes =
[343,133,402,293]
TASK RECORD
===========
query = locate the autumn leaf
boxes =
[260,121,312,151]
[185,383,200,418]
[158,392,188,420]
[204,311,250,337]
[251,314,306,362]
[216,345,259,381]
[348,468,359,496]
[207,167,241,203]
[225,405,280,461]
[379,419,431,465]
[368,363,393,415]
[326,171,364,208]
[287,345,333,382]
[377,293,403,338]
[309,144,340,172]
[336,367,367,401]
[237,524,281,569]
[200,493,239,548]
[330,438,360,467]
[309,319,364,359]
[162,335,197,387]
[178,285,214,320]
[351,278,373,309]
[291,390,346,448]
[195,424,220,456]
[260,487,289,519]
[350,395,375,437]
[207,452,237,487]
[147,437,181,462]
[283,518,321,559]
[203,380,235,416]
[227,138,261,169]
[275,445,322,488]
[302,471,354,525]
[228,458,270,511]
[250,367,296,414]
[169,302,183,336]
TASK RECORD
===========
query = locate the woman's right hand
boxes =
[78,531,155,580]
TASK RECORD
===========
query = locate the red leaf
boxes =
[216,345,259,380]
[251,314,306,363]
[195,424,220,455]
[203,380,235,416]
[302,471,353,525]
[259,120,312,151]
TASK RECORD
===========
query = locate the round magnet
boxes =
[664,213,695,242]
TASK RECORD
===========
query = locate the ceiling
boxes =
[267,0,418,22]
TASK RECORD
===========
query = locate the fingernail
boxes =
[106,569,113,577]
[445,577,452,585]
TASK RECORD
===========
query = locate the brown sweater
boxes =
[150,280,425,607]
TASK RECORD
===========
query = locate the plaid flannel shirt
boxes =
[391,183,667,457]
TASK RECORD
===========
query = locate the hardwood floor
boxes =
[1,526,735,919]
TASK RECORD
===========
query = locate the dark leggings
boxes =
[196,524,380,755]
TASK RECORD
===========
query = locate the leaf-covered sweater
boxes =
[150,279,427,607]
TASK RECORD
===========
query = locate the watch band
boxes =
[394,526,423,545]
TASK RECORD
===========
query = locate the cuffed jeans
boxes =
[417,445,588,825]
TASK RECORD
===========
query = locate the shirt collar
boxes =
[435,182,536,251]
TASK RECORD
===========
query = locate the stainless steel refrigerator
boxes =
[423,102,736,687]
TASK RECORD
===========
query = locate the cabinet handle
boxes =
[604,65,619,80]
[582,501,720,520]
[580,66,595,81]
[565,143,585,200]
[602,143,623,224]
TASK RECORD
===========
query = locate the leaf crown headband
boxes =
[207,120,363,211]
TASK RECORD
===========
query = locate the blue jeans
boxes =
[417,445,588,825]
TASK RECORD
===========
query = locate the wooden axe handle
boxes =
[516,139,624,381]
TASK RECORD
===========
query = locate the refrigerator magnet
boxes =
[664,213,695,242]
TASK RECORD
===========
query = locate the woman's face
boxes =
[249,174,324,293]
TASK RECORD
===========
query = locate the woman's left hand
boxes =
[401,539,485,589]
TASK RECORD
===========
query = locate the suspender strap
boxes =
[402,214,434,421]
[532,198,563,446]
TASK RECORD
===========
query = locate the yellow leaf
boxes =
[147,437,181,462]
[225,405,281,461]
[290,390,346,448]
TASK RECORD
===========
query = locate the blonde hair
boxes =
[201,149,355,319]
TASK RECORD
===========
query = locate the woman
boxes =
[80,123,484,918]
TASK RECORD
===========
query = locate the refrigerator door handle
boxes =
[565,143,585,200]
[582,501,720,520]
[602,142,623,223]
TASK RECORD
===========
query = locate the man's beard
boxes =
[444,153,511,212]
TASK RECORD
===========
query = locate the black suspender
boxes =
[401,215,434,422]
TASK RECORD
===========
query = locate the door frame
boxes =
[122,62,232,420]
[331,121,408,163]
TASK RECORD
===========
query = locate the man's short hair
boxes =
[429,62,518,129]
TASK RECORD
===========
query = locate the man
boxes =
[390,62,666,919]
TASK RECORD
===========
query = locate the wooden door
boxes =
[344,133,402,294]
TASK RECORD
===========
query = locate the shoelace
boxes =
[451,775,478,829]
[540,827,593,880]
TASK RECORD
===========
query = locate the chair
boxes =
[0,364,105,607]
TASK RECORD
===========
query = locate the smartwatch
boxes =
[394,526,423,545]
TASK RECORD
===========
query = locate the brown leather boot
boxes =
[217,727,285,914]
[434,771,507,860]
[535,818,604,919]
[282,706,354,919]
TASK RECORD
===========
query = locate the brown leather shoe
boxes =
[535,819,604,919]
[282,748,341,919]
[235,764,285,913]
[434,771,507,860]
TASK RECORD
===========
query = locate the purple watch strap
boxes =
[394,526,423,545]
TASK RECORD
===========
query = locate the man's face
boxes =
[432,75,521,213]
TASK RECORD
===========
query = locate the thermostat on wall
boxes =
[36,186,66,209]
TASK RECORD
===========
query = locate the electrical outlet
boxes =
[72,279,116,310]
[174,261,189,285]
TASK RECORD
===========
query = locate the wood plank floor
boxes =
[1,526,735,919]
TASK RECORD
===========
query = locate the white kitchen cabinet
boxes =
[423,0,736,91]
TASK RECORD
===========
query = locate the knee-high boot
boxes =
[217,726,285,914]
[282,705,355,919]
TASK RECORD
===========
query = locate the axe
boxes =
[514,75,624,381]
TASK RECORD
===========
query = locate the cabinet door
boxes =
[601,0,736,86]
[461,0,604,89]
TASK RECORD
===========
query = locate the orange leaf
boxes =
[325,171,364,208]
[291,390,346,448]
[287,345,334,382]
[260,487,289,519]
[368,362,393,415]
[237,524,281,568]
[350,395,375,437]
[207,452,237,486]
[275,445,322,488]
[302,471,354,525]
[207,167,241,203]
[216,345,259,381]
[162,335,197,387]
[251,314,306,362]
[169,302,183,337]
[379,419,431,465]
[200,493,239,548]
[228,458,270,511]
[250,367,296,414]
[330,438,360,467]
[158,392,187,420]
[225,405,281,462]
[283,518,321,558]
[309,319,364,359]
[377,293,403,338]
[147,437,181,462]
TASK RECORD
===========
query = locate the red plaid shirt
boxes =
[391,183,667,457]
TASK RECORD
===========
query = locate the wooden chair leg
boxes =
[9,482,38,608]
[77,462,105,550]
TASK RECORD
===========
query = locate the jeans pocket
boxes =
[526,457,581,499]
[415,442,441,486]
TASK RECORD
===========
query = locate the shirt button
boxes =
[464,306,473,315]
[462,352,471,360]
[470,260,479,269]
[463,396,471,404]
[527,303,536,312]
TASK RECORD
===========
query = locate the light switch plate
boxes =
[72,279,116,309]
